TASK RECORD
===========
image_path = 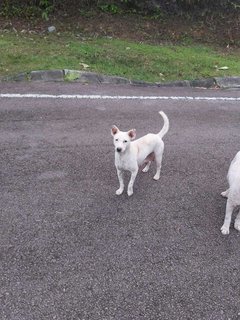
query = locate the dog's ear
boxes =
[128,129,136,140]
[111,125,119,136]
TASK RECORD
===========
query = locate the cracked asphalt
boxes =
[1,82,240,320]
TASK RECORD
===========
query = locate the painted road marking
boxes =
[0,93,240,101]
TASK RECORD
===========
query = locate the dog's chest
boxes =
[115,153,136,171]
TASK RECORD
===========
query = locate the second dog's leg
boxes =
[234,210,240,231]
[116,169,124,195]
[221,200,234,235]
[221,188,229,198]
[127,168,138,196]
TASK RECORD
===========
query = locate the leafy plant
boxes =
[39,0,54,20]
[99,3,121,14]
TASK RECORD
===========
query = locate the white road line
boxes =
[0,93,240,101]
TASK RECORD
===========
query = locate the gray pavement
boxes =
[1,82,240,320]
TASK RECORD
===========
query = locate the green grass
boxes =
[0,32,239,82]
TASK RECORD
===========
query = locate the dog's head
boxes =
[111,125,136,153]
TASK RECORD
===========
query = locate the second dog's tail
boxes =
[158,111,169,139]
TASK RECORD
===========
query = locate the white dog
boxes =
[221,151,240,235]
[111,111,169,196]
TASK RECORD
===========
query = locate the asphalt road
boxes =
[1,82,240,320]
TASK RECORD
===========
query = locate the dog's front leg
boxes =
[221,200,234,235]
[127,168,138,196]
[116,169,124,195]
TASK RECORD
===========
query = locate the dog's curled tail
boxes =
[158,111,169,139]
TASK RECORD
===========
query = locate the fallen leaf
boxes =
[218,66,229,70]
[79,63,89,69]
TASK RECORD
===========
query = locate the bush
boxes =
[0,0,239,18]
[122,0,240,15]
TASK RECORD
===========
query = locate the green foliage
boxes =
[99,3,121,14]
[176,0,240,11]
[0,1,39,18]
[39,0,54,20]
[0,0,54,19]
[0,0,239,19]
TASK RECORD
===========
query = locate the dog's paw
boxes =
[127,189,133,197]
[142,167,149,173]
[116,188,124,195]
[153,174,160,181]
[234,221,240,232]
[221,225,230,235]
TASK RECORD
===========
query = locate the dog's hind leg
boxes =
[142,152,154,173]
[142,161,151,173]
[234,210,240,232]
[153,151,163,181]
[221,200,235,235]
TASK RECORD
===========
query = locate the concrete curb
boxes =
[1,69,240,89]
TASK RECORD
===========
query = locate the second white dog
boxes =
[221,151,240,235]
[111,111,169,196]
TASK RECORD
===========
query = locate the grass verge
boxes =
[0,31,239,82]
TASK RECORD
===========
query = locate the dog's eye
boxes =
[124,140,128,143]
[115,138,118,142]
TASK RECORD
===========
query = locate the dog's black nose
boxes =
[117,148,122,153]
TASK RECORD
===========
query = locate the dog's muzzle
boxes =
[116,147,122,153]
